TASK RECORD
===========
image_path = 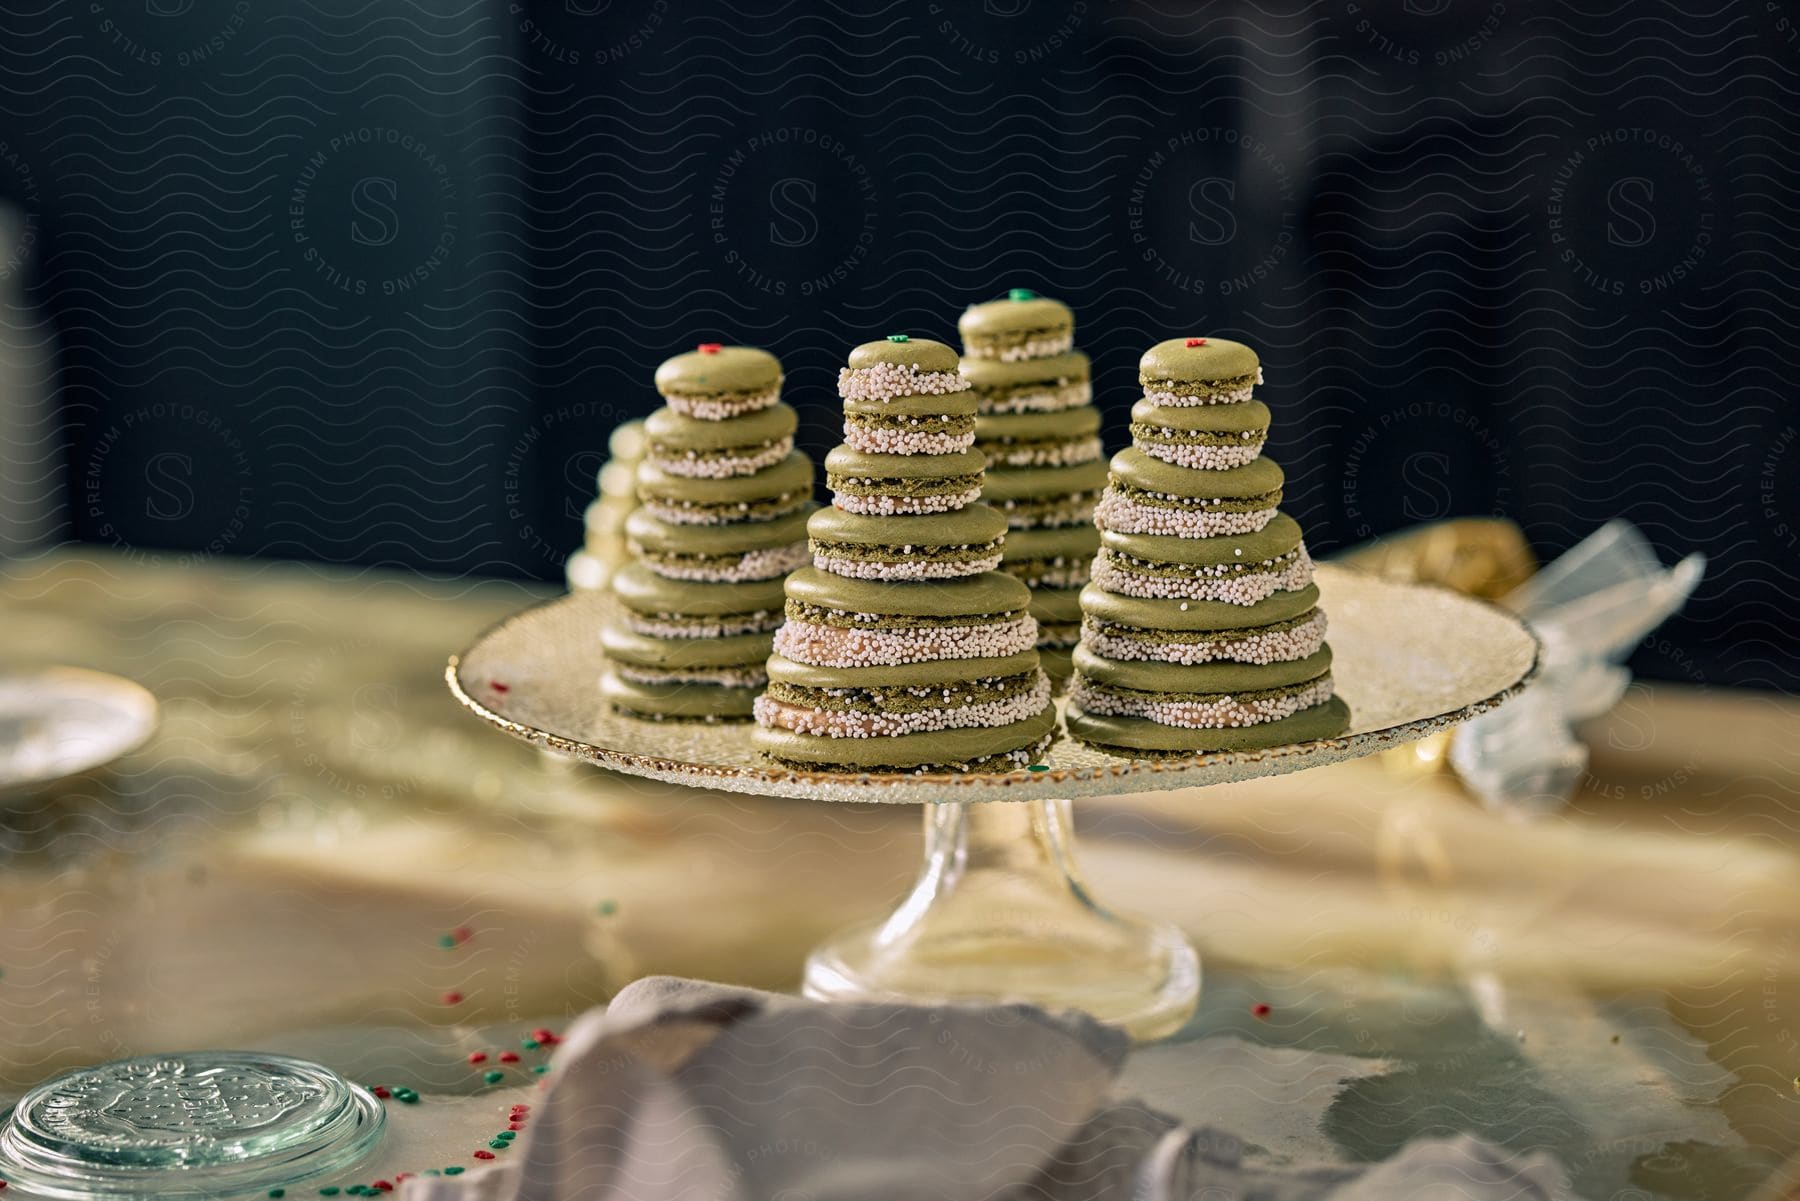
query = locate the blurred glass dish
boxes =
[0,667,157,800]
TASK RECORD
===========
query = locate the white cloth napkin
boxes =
[1452,520,1705,816]
[404,977,1579,1201]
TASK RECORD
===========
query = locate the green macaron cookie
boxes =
[610,560,787,638]
[1080,580,1321,631]
[847,336,961,373]
[636,450,815,525]
[773,566,1042,678]
[1067,642,1338,751]
[958,290,1075,362]
[1066,695,1350,756]
[975,406,1104,469]
[1092,512,1312,604]
[626,504,814,582]
[785,565,1030,622]
[1137,337,1262,405]
[600,670,760,722]
[999,522,1099,588]
[806,503,1008,580]
[825,446,987,516]
[842,390,978,456]
[1030,584,1086,681]
[839,336,969,404]
[753,699,1058,774]
[982,459,1110,529]
[959,351,1092,414]
[1097,449,1283,538]
[654,344,784,419]
[645,402,798,479]
[601,622,773,675]
[1129,397,1269,470]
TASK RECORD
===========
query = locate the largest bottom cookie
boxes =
[754,705,1058,774]
[1066,696,1350,757]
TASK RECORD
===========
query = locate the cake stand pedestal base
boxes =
[802,797,1201,1041]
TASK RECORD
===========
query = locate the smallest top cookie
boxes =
[1137,337,1263,406]
[655,343,783,420]
[838,335,966,402]
[958,289,1074,362]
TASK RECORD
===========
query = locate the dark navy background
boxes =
[1,0,1795,690]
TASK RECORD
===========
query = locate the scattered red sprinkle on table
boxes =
[473,1151,496,1161]
[530,1027,558,1045]
[468,1052,488,1065]
[1186,337,1207,347]
[452,926,473,943]
[373,1181,393,1192]
[489,682,510,694]
[510,1105,530,1116]
[508,1122,525,1131]
[371,1086,391,1099]
[1251,1003,1272,1019]
[498,1052,520,1064]
[442,991,463,1006]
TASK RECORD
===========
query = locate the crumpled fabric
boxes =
[1451,520,1705,816]
[404,977,1579,1201]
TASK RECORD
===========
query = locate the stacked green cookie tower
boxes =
[957,290,1107,682]
[599,343,816,722]
[753,335,1058,773]
[1066,336,1348,755]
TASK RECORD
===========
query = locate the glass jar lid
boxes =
[0,1052,384,1199]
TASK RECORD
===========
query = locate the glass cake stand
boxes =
[446,564,1538,1040]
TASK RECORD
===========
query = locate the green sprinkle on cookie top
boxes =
[848,337,960,373]
[959,294,1074,338]
[1009,288,1037,301]
[886,333,909,342]
[655,345,782,396]
[1138,337,1259,384]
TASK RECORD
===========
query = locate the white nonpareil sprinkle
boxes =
[648,437,793,479]
[1093,490,1276,538]
[833,487,982,516]
[623,611,783,639]
[1141,382,1256,407]
[661,385,781,421]
[813,552,1003,580]
[843,425,976,456]
[1069,673,1334,729]
[1090,547,1314,604]
[753,674,1053,739]
[977,381,1092,415]
[1139,439,1265,471]
[775,614,1038,667]
[837,363,970,402]
[617,663,769,688]
[644,540,810,583]
[1079,609,1329,667]
[983,435,1105,468]
[963,332,1075,362]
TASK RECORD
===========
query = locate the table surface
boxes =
[1,548,1797,1200]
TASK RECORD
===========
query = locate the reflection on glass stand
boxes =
[804,797,1201,1041]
